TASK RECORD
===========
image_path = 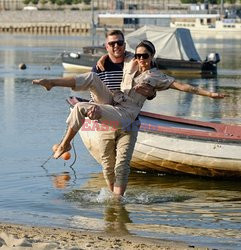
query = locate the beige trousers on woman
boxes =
[66,72,139,187]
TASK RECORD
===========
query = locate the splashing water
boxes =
[64,188,192,206]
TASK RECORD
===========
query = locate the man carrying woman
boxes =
[33,40,227,197]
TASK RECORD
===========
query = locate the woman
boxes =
[32,40,227,160]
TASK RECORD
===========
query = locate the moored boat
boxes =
[79,111,241,178]
[170,18,241,38]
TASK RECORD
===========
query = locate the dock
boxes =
[0,10,93,35]
[0,22,91,34]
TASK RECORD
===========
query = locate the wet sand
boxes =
[0,222,206,250]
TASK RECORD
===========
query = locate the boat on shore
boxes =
[78,110,241,178]
[61,26,220,77]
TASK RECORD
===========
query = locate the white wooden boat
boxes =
[79,110,241,178]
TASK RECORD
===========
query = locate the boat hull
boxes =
[78,112,241,178]
[155,58,217,76]
[62,52,99,72]
[132,130,241,177]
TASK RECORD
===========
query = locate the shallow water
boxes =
[0,33,241,249]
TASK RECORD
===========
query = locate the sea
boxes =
[0,32,241,250]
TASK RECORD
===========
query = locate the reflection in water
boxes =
[52,172,71,189]
[104,201,132,236]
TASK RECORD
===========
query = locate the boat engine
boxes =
[206,53,220,64]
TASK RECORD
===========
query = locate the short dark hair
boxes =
[135,40,156,56]
[106,30,124,40]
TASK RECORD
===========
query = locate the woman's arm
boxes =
[170,81,228,99]
[32,77,76,91]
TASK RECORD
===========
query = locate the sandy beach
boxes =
[0,222,207,250]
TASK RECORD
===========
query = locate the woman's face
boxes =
[135,46,153,69]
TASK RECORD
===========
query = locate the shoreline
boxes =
[0,222,205,249]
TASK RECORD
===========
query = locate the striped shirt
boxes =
[92,56,124,91]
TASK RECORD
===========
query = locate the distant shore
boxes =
[0,10,93,34]
[0,10,92,24]
[0,222,206,249]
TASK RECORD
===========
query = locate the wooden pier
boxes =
[0,22,91,34]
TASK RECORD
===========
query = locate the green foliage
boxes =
[40,0,48,4]
[180,0,238,3]
[180,0,198,3]
[23,0,39,4]
[65,0,73,4]
[23,0,31,4]
[83,0,91,4]
[56,0,64,5]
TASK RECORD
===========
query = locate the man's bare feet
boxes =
[53,144,71,159]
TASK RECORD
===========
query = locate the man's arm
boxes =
[134,84,156,100]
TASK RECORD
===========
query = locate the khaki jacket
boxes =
[112,58,175,120]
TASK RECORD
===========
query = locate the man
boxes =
[73,30,155,197]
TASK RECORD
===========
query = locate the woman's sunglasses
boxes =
[134,53,150,59]
[107,40,125,47]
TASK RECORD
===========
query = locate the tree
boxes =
[56,0,64,5]
[23,0,32,4]
[31,0,39,4]
[180,0,198,3]
[40,0,48,4]
[83,0,91,4]
[64,0,73,4]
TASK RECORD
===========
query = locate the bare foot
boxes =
[32,79,53,91]
[53,144,71,159]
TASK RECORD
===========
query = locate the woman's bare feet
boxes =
[53,144,71,159]
[32,79,53,91]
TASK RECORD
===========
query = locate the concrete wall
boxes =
[0,10,92,23]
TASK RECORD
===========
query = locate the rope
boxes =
[44,53,62,70]
[41,152,54,168]
[40,138,77,179]
[65,139,77,180]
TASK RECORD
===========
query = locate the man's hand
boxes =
[87,105,102,120]
[134,83,156,99]
[32,79,53,91]
[96,54,108,71]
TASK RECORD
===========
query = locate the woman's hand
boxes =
[32,79,53,91]
[210,92,229,99]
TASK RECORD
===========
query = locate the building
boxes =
[0,0,24,10]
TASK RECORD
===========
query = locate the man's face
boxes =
[105,34,125,59]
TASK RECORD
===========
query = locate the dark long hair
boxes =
[135,40,156,56]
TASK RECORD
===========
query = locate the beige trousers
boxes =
[98,128,138,187]
[66,72,140,187]
[69,72,134,130]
